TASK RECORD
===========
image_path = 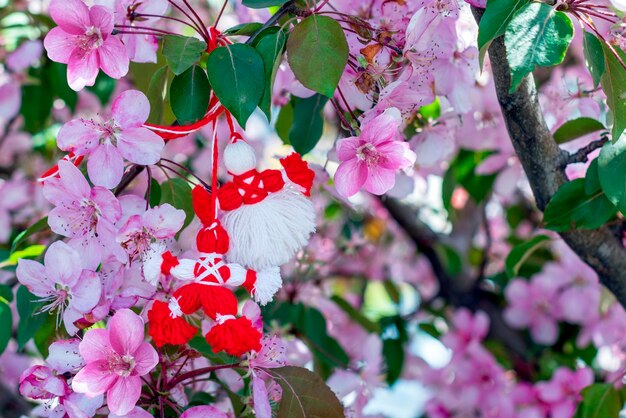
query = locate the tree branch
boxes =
[472,7,626,309]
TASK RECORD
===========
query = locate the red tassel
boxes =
[173,284,205,314]
[280,152,315,196]
[148,301,198,347]
[205,316,262,356]
[199,286,238,320]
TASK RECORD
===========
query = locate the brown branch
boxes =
[563,135,609,165]
[472,6,626,309]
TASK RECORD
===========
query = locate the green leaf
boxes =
[170,65,211,125]
[477,0,529,67]
[11,216,48,253]
[242,0,288,8]
[600,43,626,142]
[287,15,348,97]
[3,244,46,267]
[265,366,344,418]
[255,29,287,120]
[505,234,551,278]
[149,178,162,208]
[49,62,78,111]
[598,137,626,214]
[0,284,13,303]
[188,336,239,365]
[289,94,328,155]
[575,383,621,418]
[20,66,54,134]
[159,178,194,231]
[146,66,170,124]
[585,158,602,195]
[380,316,408,385]
[162,35,207,75]
[16,286,46,350]
[0,299,12,354]
[583,31,605,88]
[331,295,381,334]
[206,44,265,127]
[275,101,293,144]
[224,22,264,36]
[504,3,573,93]
[86,72,116,105]
[553,117,605,144]
[543,178,616,231]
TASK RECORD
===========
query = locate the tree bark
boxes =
[472,7,626,308]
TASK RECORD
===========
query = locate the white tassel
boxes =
[170,258,197,281]
[221,186,316,270]
[253,266,282,305]
[223,141,257,175]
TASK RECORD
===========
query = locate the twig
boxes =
[563,135,609,165]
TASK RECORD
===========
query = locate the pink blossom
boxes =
[43,0,129,90]
[334,108,415,198]
[504,274,564,345]
[46,339,85,374]
[441,308,489,354]
[43,160,126,269]
[72,309,158,416]
[57,90,165,189]
[0,81,21,123]
[95,0,169,63]
[16,241,101,334]
[20,365,69,401]
[6,40,43,72]
[536,367,593,418]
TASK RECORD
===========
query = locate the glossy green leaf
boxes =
[585,158,602,195]
[504,3,573,93]
[242,0,288,8]
[0,299,12,354]
[574,383,621,418]
[159,178,194,231]
[265,366,344,418]
[170,65,211,125]
[505,234,551,278]
[289,94,328,155]
[11,216,48,253]
[287,15,348,97]
[380,316,408,385]
[553,117,605,144]
[206,44,265,127]
[162,35,207,75]
[224,22,264,36]
[598,137,626,214]
[477,0,528,67]
[16,286,46,350]
[600,43,626,142]
[4,245,46,267]
[331,295,381,334]
[146,65,169,124]
[583,31,605,88]
[86,72,116,105]
[148,178,162,208]
[275,101,293,144]
[543,178,616,231]
[255,30,287,120]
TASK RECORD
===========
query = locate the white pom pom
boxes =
[170,259,197,281]
[253,266,282,305]
[223,141,257,175]
[221,186,316,270]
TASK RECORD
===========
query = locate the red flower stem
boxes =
[145,165,153,210]
[165,363,241,390]
[213,0,229,28]
[135,13,205,34]
[160,158,212,189]
[166,0,209,41]
[330,98,357,135]
[114,24,175,35]
[157,163,205,188]
[336,84,359,122]
[572,10,626,71]
[314,0,332,12]
[180,0,212,40]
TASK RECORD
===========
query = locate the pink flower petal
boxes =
[89,5,114,35]
[49,0,91,35]
[91,187,122,223]
[44,241,82,287]
[252,374,272,418]
[72,361,118,396]
[88,143,125,189]
[111,90,151,128]
[43,27,76,64]
[363,167,396,195]
[117,127,165,165]
[79,328,112,363]
[106,376,142,416]
[360,107,402,145]
[180,406,228,418]
[98,36,129,80]
[67,48,100,91]
[46,339,85,374]
[108,309,145,356]
[16,259,51,297]
[132,343,158,376]
[142,204,185,239]
[335,136,360,162]
[57,118,101,155]
[70,270,101,313]
[334,158,367,198]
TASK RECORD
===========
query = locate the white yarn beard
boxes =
[221,187,316,270]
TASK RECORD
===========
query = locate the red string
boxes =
[210,119,219,220]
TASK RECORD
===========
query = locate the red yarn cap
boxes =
[196,223,230,254]
[280,152,315,196]
[205,317,262,356]
[148,301,198,347]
